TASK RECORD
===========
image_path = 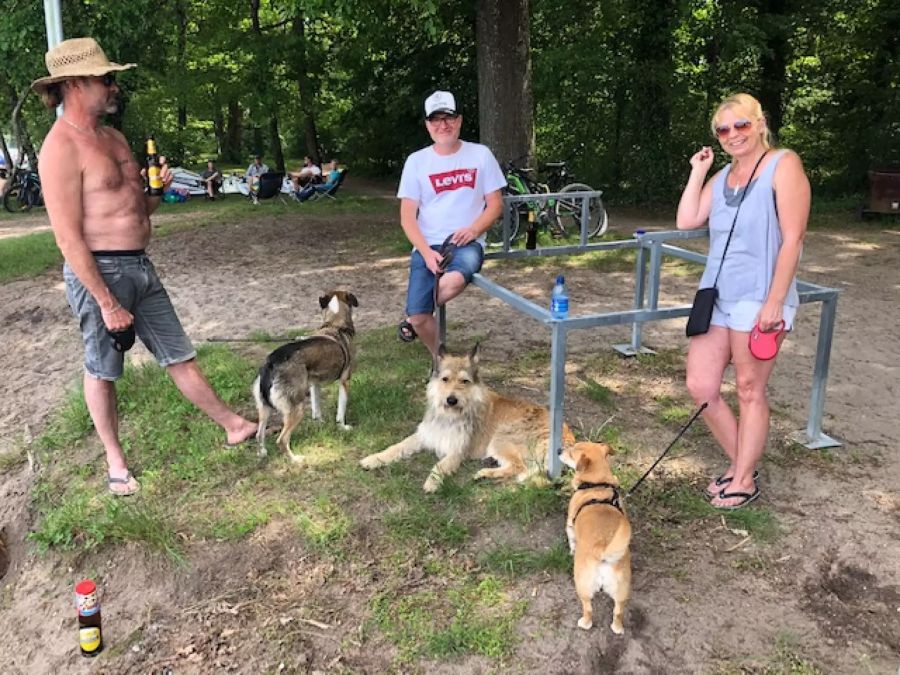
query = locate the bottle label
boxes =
[80,627,101,652]
[551,297,569,316]
[76,589,100,616]
[148,166,163,190]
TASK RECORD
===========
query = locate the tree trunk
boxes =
[224,99,243,163]
[475,0,533,166]
[291,15,322,165]
[174,0,188,162]
[269,114,285,172]
[758,0,789,139]
[213,107,225,158]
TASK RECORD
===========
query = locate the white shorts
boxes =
[711,299,796,332]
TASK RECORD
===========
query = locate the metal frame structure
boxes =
[440,193,841,478]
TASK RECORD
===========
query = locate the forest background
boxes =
[1,0,897,205]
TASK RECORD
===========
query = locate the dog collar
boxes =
[572,482,623,521]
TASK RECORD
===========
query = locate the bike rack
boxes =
[439,218,841,479]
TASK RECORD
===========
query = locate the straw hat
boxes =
[30,37,135,94]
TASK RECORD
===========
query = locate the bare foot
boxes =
[225,419,258,446]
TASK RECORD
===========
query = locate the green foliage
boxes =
[2,1,895,203]
[480,541,570,576]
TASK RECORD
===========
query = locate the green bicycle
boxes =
[485,160,608,246]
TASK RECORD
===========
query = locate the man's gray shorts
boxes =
[64,253,196,381]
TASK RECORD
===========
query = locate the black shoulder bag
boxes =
[685,151,768,337]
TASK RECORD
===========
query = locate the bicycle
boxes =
[485,162,564,245]
[485,159,608,245]
[3,167,43,213]
[542,160,608,239]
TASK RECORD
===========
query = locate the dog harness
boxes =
[310,329,353,373]
[572,481,623,523]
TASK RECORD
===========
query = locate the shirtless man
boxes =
[33,38,256,496]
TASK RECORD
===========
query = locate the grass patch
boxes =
[482,482,566,525]
[0,447,27,474]
[582,377,615,407]
[370,575,527,662]
[0,231,62,283]
[481,541,570,576]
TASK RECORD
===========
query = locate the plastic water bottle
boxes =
[551,274,569,319]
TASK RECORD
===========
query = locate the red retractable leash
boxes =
[749,320,785,361]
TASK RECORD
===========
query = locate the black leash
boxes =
[624,401,708,499]
[204,336,300,343]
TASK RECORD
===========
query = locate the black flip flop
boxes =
[705,469,760,498]
[711,486,760,510]
[398,318,417,343]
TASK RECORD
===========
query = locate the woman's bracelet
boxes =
[101,303,123,315]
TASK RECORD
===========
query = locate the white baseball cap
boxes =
[424,90,457,118]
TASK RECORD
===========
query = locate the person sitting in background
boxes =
[201,160,222,200]
[294,159,342,202]
[245,154,268,202]
[289,156,321,191]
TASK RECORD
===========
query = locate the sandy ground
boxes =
[0,190,898,673]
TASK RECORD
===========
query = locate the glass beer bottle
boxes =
[75,579,103,657]
[146,136,164,196]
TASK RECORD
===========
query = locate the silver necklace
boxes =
[61,117,101,136]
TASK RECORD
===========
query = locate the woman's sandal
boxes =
[398,318,417,343]
[705,469,760,498]
[711,486,760,510]
[108,471,140,497]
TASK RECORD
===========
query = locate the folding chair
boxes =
[250,171,288,204]
[311,168,347,201]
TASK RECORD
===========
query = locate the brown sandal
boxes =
[107,471,140,497]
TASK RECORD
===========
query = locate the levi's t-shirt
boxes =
[397,140,506,247]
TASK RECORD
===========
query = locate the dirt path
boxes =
[0,201,898,673]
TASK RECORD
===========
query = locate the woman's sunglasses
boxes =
[714,118,753,139]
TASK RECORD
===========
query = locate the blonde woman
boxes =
[676,93,810,509]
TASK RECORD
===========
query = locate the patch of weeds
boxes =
[713,633,823,674]
[382,499,470,547]
[29,477,183,563]
[581,377,615,406]
[729,555,770,572]
[37,388,92,452]
[0,231,62,283]
[0,447,27,474]
[294,495,352,554]
[634,348,684,377]
[370,575,527,662]
[722,508,780,543]
[659,404,692,424]
[482,483,565,525]
[481,541,570,576]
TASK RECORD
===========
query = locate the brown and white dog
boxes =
[559,442,632,634]
[360,343,575,492]
[252,291,358,463]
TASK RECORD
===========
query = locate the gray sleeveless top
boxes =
[698,150,799,306]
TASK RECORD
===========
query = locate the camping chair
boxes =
[250,171,287,204]
[311,168,347,201]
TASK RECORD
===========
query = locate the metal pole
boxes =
[547,321,567,478]
[799,292,841,449]
[44,0,65,118]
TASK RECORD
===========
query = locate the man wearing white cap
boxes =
[34,38,257,496]
[396,90,506,356]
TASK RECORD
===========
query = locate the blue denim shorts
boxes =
[64,253,196,380]
[406,242,484,315]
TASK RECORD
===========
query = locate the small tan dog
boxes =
[360,343,575,492]
[559,442,632,634]
[252,290,358,463]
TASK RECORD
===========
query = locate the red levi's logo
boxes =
[430,168,478,194]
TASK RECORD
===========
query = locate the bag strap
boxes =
[712,150,768,288]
